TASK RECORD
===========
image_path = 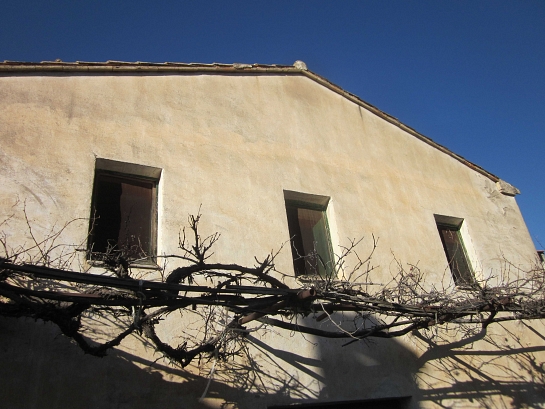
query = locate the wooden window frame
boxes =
[284,191,335,278]
[436,219,475,286]
[87,160,160,267]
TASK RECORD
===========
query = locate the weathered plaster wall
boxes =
[0,72,542,409]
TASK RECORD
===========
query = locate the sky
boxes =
[1,1,544,247]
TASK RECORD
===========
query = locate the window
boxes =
[269,396,411,408]
[435,215,474,286]
[538,250,545,266]
[284,190,334,277]
[88,159,161,264]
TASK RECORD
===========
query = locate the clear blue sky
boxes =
[2,1,544,247]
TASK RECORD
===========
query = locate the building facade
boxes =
[0,61,543,408]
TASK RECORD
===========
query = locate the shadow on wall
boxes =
[413,321,545,408]
[247,334,416,409]
[303,316,545,408]
[265,314,420,408]
[0,314,417,409]
[1,315,544,409]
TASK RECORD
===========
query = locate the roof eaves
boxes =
[0,61,300,73]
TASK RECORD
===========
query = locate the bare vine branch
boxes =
[1,208,544,369]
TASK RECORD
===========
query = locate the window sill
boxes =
[455,283,480,292]
[86,259,162,271]
[296,275,338,283]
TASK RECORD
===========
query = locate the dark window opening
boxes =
[285,196,334,277]
[538,250,545,265]
[88,171,157,263]
[436,222,474,286]
[269,396,411,408]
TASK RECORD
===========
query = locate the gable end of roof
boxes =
[0,60,509,189]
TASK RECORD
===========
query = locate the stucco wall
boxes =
[0,72,542,409]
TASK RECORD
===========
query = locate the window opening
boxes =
[538,250,545,266]
[285,191,334,277]
[88,162,159,264]
[436,220,474,286]
[269,395,411,408]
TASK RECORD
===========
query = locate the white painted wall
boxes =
[0,71,541,409]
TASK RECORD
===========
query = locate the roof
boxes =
[0,59,515,191]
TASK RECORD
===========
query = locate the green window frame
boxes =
[436,222,475,286]
[285,195,334,277]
